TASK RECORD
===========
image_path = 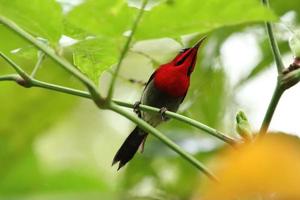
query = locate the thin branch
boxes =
[258,0,286,136]
[0,72,236,145]
[259,62,300,135]
[110,103,219,182]
[261,0,285,73]
[0,74,19,82]
[0,16,103,103]
[106,0,148,102]
[31,79,90,98]
[0,52,30,81]
[0,74,219,180]
[31,51,45,78]
[114,101,238,146]
[258,83,284,135]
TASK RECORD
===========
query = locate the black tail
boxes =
[112,127,147,170]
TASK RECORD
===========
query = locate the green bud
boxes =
[289,30,300,58]
[236,111,252,141]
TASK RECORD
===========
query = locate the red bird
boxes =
[113,37,206,169]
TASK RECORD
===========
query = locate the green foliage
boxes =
[0,151,110,195]
[135,0,277,39]
[64,0,276,82]
[0,0,63,45]
[272,0,300,21]
[72,38,118,84]
[1,0,300,199]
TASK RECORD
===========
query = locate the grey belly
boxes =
[140,80,184,127]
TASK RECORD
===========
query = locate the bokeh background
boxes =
[0,0,300,199]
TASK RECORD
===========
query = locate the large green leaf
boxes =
[66,0,277,40]
[136,0,277,39]
[66,0,134,38]
[71,37,119,84]
[0,0,63,45]
[272,0,300,21]
[63,0,277,83]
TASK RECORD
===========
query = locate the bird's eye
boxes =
[180,48,189,53]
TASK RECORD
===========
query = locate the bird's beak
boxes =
[192,36,207,49]
[172,35,207,70]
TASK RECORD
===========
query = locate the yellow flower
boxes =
[201,133,300,200]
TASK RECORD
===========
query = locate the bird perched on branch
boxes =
[112,37,206,170]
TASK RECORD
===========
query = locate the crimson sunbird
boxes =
[113,37,206,170]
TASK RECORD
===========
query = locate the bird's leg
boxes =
[159,107,169,121]
[133,101,142,117]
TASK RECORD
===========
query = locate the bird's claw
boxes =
[133,101,141,117]
[159,107,169,121]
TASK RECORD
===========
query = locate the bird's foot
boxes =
[159,107,169,121]
[133,101,141,117]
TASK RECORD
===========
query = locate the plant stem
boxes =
[261,0,284,73]
[259,83,284,136]
[31,79,90,98]
[0,74,19,81]
[0,72,235,145]
[258,0,286,136]
[109,103,219,182]
[31,52,45,78]
[265,22,284,73]
[0,16,103,102]
[106,0,148,102]
[114,101,237,146]
[0,52,30,81]
[0,74,219,181]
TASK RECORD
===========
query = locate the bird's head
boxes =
[153,36,206,97]
[170,36,206,76]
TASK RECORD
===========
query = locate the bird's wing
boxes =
[142,71,156,93]
[180,91,188,103]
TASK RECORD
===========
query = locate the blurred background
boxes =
[0,0,300,199]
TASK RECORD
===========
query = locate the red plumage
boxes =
[154,64,190,97]
[153,43,200,97]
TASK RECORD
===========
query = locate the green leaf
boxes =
[62,19,90,40]
[10,45,38,60]
[272,0,300,21]
[65,0,134,37]
[135,0,277,39]
[72,37,119,84]
[66,0,277,40]
[0,0,63,45]
[63,0,277,83]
